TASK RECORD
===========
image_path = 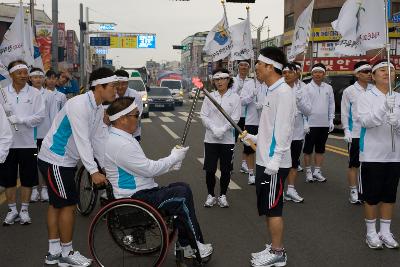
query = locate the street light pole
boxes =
[79,3,85,87]
[51,0,58,71]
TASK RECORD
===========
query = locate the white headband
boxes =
[108,102,138,121]
[117,76,129,82]
[213,72,230,79]
[354,64,371,74]
[257,55,283,70]
[91,75,118,86]
[9,64,28,74]
[372,62,395,73]
[311,66,326,73]
[238,61,250,66]
[294,64,302,70]
[283,67,295,72]
[29,71,44,77]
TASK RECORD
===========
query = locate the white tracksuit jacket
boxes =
[292,81,312,141]
[117,87,143,138]
[47,89,67,123]
[105,127,182,198]
[240,79,268,126]
[358,86,400,162]
[232,75,251,118]
[37,87,53,139]
[0,84,44,148]
[200,89,241,145]
[304,80,335,127]
[256,78,296,168]
[341,82,372,138]
[38,91,106,174]
[0,105,12,163]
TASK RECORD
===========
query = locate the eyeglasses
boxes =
[126,112,140,119]
[359,70,372,74]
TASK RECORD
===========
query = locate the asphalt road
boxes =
[0,96,399,267]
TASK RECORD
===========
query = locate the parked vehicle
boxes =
[128,76,149,118]
[147,86,175,111]
[160,79,184,106]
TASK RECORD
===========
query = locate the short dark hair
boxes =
[311,63,326,71]
[259,47,287,75]
[283,62,297,72]
[106,96,135,124]
[45,70,57,78]
[372,59,394,73]
[354,61,370,71]
[212,68,234,89]
[88,67,115,91]
[7,60,28,71]
[30,67,44,74]
[114,69,129,78]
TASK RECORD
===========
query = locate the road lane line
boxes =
[328,134,344,140]
[141,118,152,123]
[161,125,180,139]
[326,147,349,157]
[149,112,157,117]
[197,158,241,190]
[159,117,174,122]
[326,144,348,153]
[179,112,189,116]
[162,112,174,117]
[178,116,196,123]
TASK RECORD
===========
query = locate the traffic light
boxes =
[172,45,188,50]
[226,0,256,3]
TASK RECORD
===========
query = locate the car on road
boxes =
[128,76,149,118]
[189,88,205,99]
[160,79,184,106]
[147,86,175,111]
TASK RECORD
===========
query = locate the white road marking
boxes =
[179,112,189,116]
[149,112,157,117]
[197,158,241,190]
[162,112,174,117]
[141,118,152,123]
[328,134,343,140]
[161,125,180,139]
[178,116,197,123]
[159,117,174,122]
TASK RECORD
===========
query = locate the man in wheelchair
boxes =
[104,96,213,259]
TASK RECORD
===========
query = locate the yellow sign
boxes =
[110,36,137,48]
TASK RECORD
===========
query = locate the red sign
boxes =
[303,56,400,72]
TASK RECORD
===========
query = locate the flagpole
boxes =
[246,5,257,90]
[300,0,315,80]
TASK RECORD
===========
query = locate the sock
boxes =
[365,219,377,235]
[271,247,285,256]
[8,203,17,213]
[314,167,321,174]
[42,185,48,190]
[242,160,247,167]
[380,219,391,235]
[49,239,62,255]
[20,203,29,212]
[287,184,295,192]
[248,169,254,175]
[349,185,357,192]
[32,186,38,191]
[61,241,73,257]
[305,166,312,173]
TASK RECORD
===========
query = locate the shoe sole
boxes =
[45,259,60,264]
[365,240,383,250]
[58,262,92,267]
[251,261,287,267]
[3,217,20,226]
[349,199,362,205]
[20,221,32,225]
[382,242,400,249]
[305,179,314,183]
[284,196,304,203]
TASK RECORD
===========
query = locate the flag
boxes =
[203,13,233,61]
[25,13,44,70]
[0,3,33,68]
[332,0,386,56]
[229,15,253,60]
[0,59,10,87]
[289,0,314,61]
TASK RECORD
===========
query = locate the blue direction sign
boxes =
[103,59,113,65]
[137,34,156,48]
[90,37,110,47]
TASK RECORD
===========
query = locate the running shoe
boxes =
[251,249,287,267]
[366,233,383,249]
[218,195,229,208]
[251,244,271,260]
[19,210,32,225]
[285,189,304,203]
[204,194,217,207]
[30,187,40,202]
[313,171,327,182]
[349,189,361,204]
[45,252,61,265]
[41,187,49,202]
[297,166,303,172]
[58,251,92,267]
[248,173,255,185]
[305,170,314,183]
[240,162,249,173]
[180,242,213,259]
[3,209,20,226]
[379,232,400,249]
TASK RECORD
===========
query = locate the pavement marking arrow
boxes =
[197,158,241,190]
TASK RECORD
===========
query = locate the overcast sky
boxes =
[3,0,283,66]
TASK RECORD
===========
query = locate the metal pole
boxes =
[86,7,90,78]
[30,0,34,27]
[51,0,58,71]
[79,3,84,87]
[256,27,261,59]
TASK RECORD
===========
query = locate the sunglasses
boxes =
[359,70,372,74]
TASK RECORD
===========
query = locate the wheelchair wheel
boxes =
[88,199,169,267]
[76,166,97,216]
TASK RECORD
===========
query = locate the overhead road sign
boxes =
[90,37,110,46]
[110,36,138,48]
[137,34,156,48]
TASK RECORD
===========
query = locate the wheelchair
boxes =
[88,182,212,267]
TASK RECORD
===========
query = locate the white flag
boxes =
[229,16,253,60]
[203,14,233,62]
[332,0,386,56]
[25,14,44,70]
[289,0,314,61]
[0,3,33,67]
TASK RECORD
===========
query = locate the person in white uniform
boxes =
[0,104,13,193]
[358,59,400,250]
[303,63,335,183]
[44,70,67,120]
[341,61,373,204]
[201,68,241,208]
[242,47,295,267]
[282,63,311,203]
[104,96,213,259]
[37,67,115,266]
[0,60,45,226]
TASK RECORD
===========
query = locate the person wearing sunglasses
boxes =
[341,61,373,205]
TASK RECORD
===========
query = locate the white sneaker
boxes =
[379,232,400,249]
[19,210,32,225]
[366,233,383,249]
[251,244,271,259]
[349,189,360,204]
[218,195,229,208]
[58,251,92,267]
[204,194,217,207]
[297,166,303,172]
[313,171,327,182]
[251,249,287,267]
[180,242,213,259]
[248,173,255,185]
[240,162,249,173]
[305,171,314,183]
[30,187,40,202]
[40,187,49,202]
[285,189,304,203]
[3,209,20,226]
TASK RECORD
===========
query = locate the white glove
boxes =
[213,127,226,139]
[170,146,189,162]
[384,94,396,111]
[344,129,352,143]
[7,115,22,124]
[170,161,182,171]
[387,111,400,127]
[329,121,335,133]
[304,121,310,134]
[255,102,263,110]
[264,158,280,176]
[2,103,14,114]
[240,131,257,146]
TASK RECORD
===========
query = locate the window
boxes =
[313,8,341,24]
[285,13,294,30]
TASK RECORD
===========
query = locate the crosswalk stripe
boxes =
[159,117,174,122]
[161,112,174,117]
[161,125,180,139]
[179,112,189,116]
[197,158,241,190]
[149,112,157,117]
[178,116,196,123]
[141,118,152,123]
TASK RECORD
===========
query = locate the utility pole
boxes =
[79,3,85,87]
[256,27,261,59]
[51,0,58,71]
[86,7,90,71]
[29,0,34,27]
